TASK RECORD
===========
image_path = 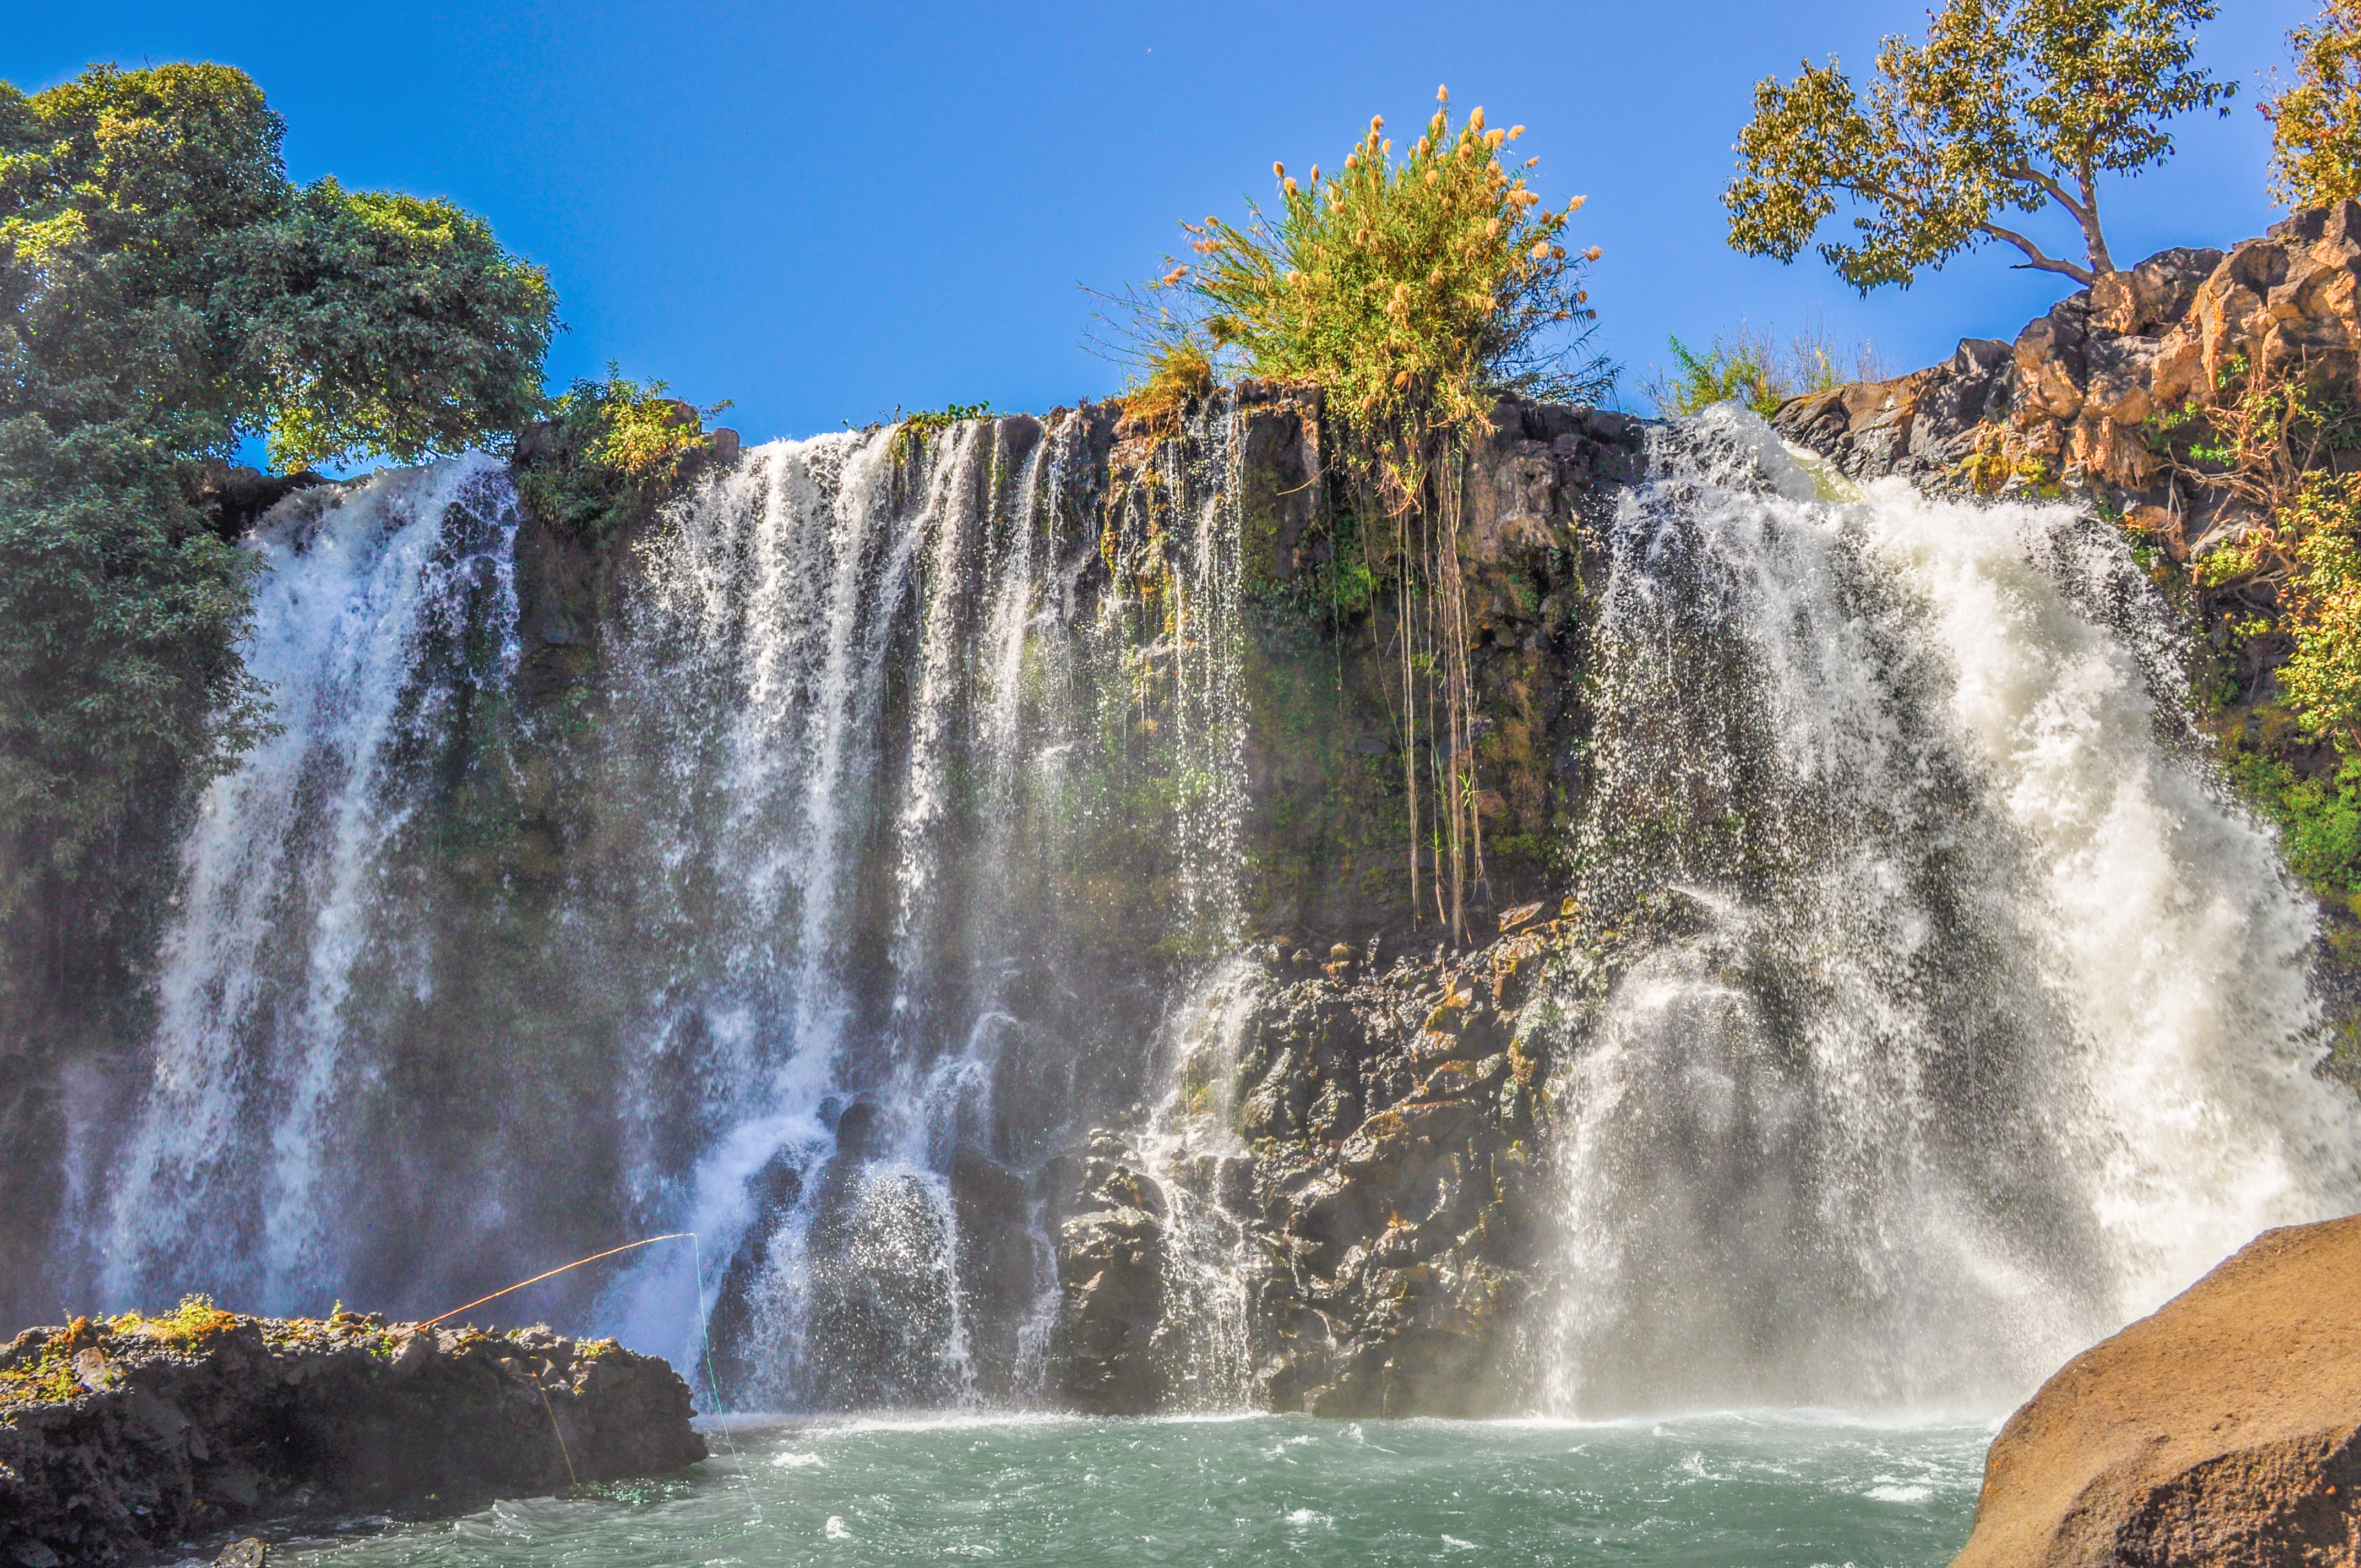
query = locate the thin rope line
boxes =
[533,1377,580,1489]
[417,1233,695,1327]
[688,1231,762,1533]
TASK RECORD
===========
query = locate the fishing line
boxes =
[418,1233,697,1327]
[417,1230,765,1536]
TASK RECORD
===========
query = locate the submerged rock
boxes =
[0,1307,703,1566]
[1951,1214,2361,1568]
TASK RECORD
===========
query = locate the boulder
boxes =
[1951,1213,2361,1568]
[1051,1134,1172,1414]
[0,1309,704,1567]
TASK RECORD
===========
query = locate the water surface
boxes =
[286,1411,1991,1567]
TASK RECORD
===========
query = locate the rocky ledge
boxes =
[0,1306,704,1567]
[1952,1213,2361,1568]
[1770,200,2361,559]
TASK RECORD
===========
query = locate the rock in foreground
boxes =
[0,1304,705,1566]
[1952,1214,2361,1568]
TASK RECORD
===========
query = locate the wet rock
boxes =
[704,1150,805,1406]
[0,1310,702,1567]
[798,1162,962,1410]
[1050,1133,1172,1414]
[181,462,329,542]
[1227,923,1563,1417]
[950,1144,1040,1401]
[1951,1213,2361,1568]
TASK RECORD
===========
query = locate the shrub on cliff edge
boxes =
[1109,89,1612,944]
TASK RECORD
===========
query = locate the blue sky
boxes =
[6,0,2322,440]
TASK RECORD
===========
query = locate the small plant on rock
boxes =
[514,369,725,541]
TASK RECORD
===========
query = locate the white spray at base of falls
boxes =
[1538,407,2361,1415]
[98,456,521,1310]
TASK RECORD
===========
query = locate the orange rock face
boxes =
[1951,1214,2361,1568]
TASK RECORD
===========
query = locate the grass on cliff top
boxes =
[1642,323,1884,419]
[1108,89,1611,477]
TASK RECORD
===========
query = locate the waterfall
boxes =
[566,405,1254,1408]
[100,456,523,1309]
[1538,407,2361,1415]
[66,394,2360,1423]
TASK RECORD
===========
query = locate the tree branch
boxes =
[1979,220,2096,285]
[2004,164,2090,224]
[1999,161,2113,276]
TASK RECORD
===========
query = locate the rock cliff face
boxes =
[1950,1213,2361,1568]
[1231,916,1563,1416]
[1034,393,1643,1416]
[1771,202,2361,558]
[0,1309,704,1566]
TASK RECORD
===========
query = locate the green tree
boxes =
[1725,0,2232,290]
[2264,2,2361,209]
[0,61,554,994]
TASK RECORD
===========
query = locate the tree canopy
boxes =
[0,61,555,987]
[1724,0,2232,290]
[2264,2,2361,210]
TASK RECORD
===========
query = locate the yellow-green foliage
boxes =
[1169,88,1608,445]
[515,368,717,540]
[889,401,992,462]
[1727,0,2232,288]
[111,1293,240,1350]
[2158,360,2361,897]
[2273,473,2361,749]
[1120,340,1215,432]
[2265,2,2361,209]
[1,1316,106,1407]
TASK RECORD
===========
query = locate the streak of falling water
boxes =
[99,456,520,1310]
[1539,407,2361,1415]
[597,406,1254,1409]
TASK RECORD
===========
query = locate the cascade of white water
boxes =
[592,405,1254,1409]
[1135,955,1270,1409]
[99,456,521,1310]
[1541,407,2361,1415]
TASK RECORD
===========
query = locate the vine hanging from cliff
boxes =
[1103,88,1613,940]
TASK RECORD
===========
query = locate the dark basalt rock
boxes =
[1231,921,1565,1417]
[1050,1133,1173,1414]
[181,462,328,542]
[0,1311,704,1567]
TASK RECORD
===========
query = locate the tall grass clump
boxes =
[1644,323,1885,418]
[1130,88,1609,503]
